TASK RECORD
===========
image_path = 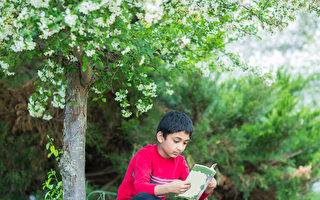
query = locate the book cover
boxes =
[177,163,216,200]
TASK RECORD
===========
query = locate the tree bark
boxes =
[59,67,90,200]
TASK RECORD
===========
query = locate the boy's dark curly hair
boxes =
[157,110,193,139]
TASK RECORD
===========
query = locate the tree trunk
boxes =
[59,68,89,200]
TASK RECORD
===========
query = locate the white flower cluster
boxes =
[181,35,191,47]
[114,89,133,117]
[111,41,120,51]
[11,36,36,52]
[121,46,131,55]
[68,55,78,63]
[121,109,132,118]
[51,83,66,109]
[136,99,153,113]
[28,97,46,118]
[174,35,191,48]
[114,80,158,117]
[165,82,174,95]
[27,60,66,120]
[89,0,123,28]
[139,56,145,66]
[85,49,96,57]
[0,60,14,76]
[38,12,61,39]
[79,1,101,15]
[92,87,102,94]
[64,9,78,27]
[29,0,50,8]
[144,0,164,24]
[137,82,157,97]
[195,61,210,77]
[114,89,128,102]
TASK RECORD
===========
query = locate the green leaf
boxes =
[102,98,106,103]
[50,145,55,153]
[57,182,62,189]
[53,150,58,157]
[46,143,50,150]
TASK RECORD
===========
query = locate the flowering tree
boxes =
[227,11,320,110]
[0,0,317,199]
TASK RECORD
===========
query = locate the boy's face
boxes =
[157,131,190,159]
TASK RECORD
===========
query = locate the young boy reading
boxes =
[117,110,217,200]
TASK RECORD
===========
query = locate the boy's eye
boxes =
[174,140,180,143]
[184,142,188,145]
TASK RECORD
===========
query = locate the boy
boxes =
[117,110,217,200]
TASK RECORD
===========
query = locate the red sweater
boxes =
[117,144,212,200]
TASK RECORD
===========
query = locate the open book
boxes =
[177,163,217,200]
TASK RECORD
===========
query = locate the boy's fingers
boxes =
[184,181,191,185]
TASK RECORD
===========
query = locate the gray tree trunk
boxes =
[59,67,90,200]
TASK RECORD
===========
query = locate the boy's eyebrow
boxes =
[174,136,190,142]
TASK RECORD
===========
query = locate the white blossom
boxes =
[139,56,145,66]
[44,50,54,56]
[68,55,78,62]
[114,29,121,35]
[121,109,132,118]
[121,46,130,55]
[136,99,153,113]
[29,0,50,8]
[11,37,25,52]
[0,60,14,76]
[181,35,191,47]
[26,40,36,50]
[79,1,101,15]
[115,90,128,102]
[0,60,9,70]
[64,9,78,27]
[94,17,107,27]
[111,41,120,51]
[137,84,144,91]
[166,89,174,95]
[143,0,163,24]
[161,48,169,55]
[43,114,53,120]
[195,61,210,77]
[92,87,102,94]
[28,97,45,118]
[86,49,95,57]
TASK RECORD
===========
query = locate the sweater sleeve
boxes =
[199,190,213,200]
[180,158,190,181]
[133,152,157,195]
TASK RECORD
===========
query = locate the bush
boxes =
[120,71,320,200]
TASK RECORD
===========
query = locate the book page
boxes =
[178,164,216,200]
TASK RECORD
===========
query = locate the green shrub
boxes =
[120,71,320,200]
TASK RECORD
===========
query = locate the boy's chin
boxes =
[171,153,180,158]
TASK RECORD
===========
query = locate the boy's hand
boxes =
[204,178,217,194]
[167,180,191,194]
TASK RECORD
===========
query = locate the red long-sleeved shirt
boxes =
[117,144,212,200]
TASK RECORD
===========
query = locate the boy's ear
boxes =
[156,131,164,143]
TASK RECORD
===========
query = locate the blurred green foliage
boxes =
[0,123,46,200]
[118,71,320,200]
[1,70,320,200]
